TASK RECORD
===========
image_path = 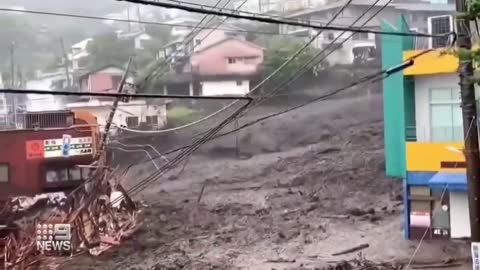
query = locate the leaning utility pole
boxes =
[96,57,133,159]
[456,0,480,264]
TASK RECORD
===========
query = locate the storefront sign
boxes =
[26,137,93,160]
[26,140,45,160]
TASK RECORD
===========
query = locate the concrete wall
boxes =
[201,80,250,96]
[450,192,471,238]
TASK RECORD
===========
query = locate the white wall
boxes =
[450,192,471,238]
[201,80,250,96]
[66,100,167,129]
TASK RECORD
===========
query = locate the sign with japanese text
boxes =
[26,136,93,160]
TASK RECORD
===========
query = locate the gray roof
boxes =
[286,0,454,18]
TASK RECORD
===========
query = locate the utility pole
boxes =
[127,8,131,33]
[10,41,17,127]
[10,42,15,88]
[456,0,480,264]
[59,37,71,89]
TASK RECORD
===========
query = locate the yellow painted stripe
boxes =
[403,50,458,76]
[406,142,465,172]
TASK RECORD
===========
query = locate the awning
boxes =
[428,172,467,192]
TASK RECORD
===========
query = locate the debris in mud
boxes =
[332,244,370,256]
[0,160,143,270]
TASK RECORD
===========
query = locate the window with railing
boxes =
[430,88,463,142]
[427,15,453,48]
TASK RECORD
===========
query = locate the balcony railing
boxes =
[0,111,75,131]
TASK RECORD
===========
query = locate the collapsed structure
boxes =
[0,110,142,269]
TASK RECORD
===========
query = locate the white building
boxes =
[66,99,168,134]
[70,38,93,72]
[25,71,68,112]
[117,31,153,50]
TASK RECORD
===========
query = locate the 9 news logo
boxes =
[35,223,72,254]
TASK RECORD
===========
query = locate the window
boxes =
[126,116,139,127]
[195,39,202,46]
[236,81,243,86]
[228,58,237,64]
[428,15,453,48]
[430,88,463,142]
[146,115,159,126]
[46,167,87,183]
[352,32,369,40]
[327,32,335,40]
[0,164,8,183]
[46,168,68,183]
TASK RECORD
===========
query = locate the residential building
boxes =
[165,17,202,38]
[382,16,470,240]
[160,24,247,60]
[161,37,264,96]
[117,31,153,50]
[270,0,455,65]
[70,38,93,73]
[66,99,168,134]
[78,65,134,94]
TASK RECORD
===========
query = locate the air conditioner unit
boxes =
[427,15,453,49]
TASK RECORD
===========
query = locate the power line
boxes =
[108,54,419,207]
[140,0,238,89]
[254,0,393,105]
[117,0,354,134]
[0,8,280,36]
[120,50,430,169]
[118,0,452,38]
[162,0,384,28]
[0,88,252,100]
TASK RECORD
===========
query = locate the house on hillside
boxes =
[159,24,247,61]
[70,38,93,72]
[70,65,167,133]
[266,0,455,65]
[381,16,469,241]
[165,17,202,38]
[77,65,134,95]
[117,31,153,50]
[66,99,168,134]
[160,37,264,96]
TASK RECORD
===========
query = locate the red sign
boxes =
[26,140,44,160]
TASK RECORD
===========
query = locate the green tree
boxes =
[259,36,328,88]
[86,32,134,69]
